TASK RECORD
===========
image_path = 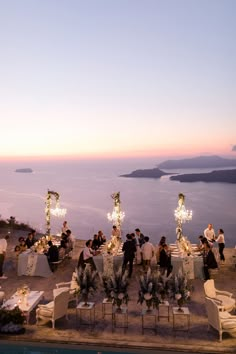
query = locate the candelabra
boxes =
[107,192,125,230]
[45,190,67,236]
[174,193,192,240]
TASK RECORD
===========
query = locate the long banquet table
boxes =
[171,255,204,279]
[93,254,123,274]
[18,250,52,277]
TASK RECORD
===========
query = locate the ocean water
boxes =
[0,158,235,247]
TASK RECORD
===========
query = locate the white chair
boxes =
[204,279,235,312]
[205,297,236,341]
[36,288,70,329]
[56,271,80,306]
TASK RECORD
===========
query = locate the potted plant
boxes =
[0,306,25,334]
[76,265,98,307]
[169,270,190,311]
[104,268,129,312]
[138,268,160,311]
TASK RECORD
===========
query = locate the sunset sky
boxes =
[0,0,235,160]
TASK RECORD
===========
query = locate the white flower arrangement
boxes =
[138,268,160,309]
[169,270,190,308]
[102,268,129,308]
[17,285,30,296]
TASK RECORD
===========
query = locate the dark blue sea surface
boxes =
[0,158,235,246]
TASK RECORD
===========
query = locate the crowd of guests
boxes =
[12,219,226,281]
[77,222,226,283]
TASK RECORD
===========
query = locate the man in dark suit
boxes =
[203,242,218,280]
[122,234,136,278]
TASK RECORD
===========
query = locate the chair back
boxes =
[204,279,216,298]
[205,297,221,332]
[53,288,70,321]
[70,272,79,290]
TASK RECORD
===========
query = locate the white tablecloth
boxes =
[18,251,52,277]
[93,254,123,274]
[172,255,204,279]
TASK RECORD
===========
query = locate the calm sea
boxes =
[0,158,235,247]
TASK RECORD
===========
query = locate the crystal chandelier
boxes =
[107,192,125,229]
[174,193,192,239]
[50,203,67,218]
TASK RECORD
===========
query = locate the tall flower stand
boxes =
[76,302,95,329]
[112,306,128,333]
[102,298,113,319]
[158,300,170,321]
[172,307,190,333]
[141,308,157,334]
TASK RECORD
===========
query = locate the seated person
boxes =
[15,237,27,255]
[61,233,70,253]
[19,237,27,252]
[92,234,100,250]
[58,239,67,260]
[46,241,59,271]
[14,245,21,257]
[25,232,36,248]
[97,230,106,245]
[66,229,74,251]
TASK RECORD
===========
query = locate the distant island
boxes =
[170,169,236,183]
[15,168,33,173]
[120,168,172,179]
[158,155,236,169]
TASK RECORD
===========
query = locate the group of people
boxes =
[199,223,226,280]
[47,221,75,270]
[91,231,107,250]
[12,222,75,272]
[14,230,37,255]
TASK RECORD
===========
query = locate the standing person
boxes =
[159,244,172,276]
[202,242,218,280]
[140,236,155,271]
[204,224,215,244]
[82,239,99,270]
[61,221,69,234]
[215,228,225,262]
[135,228,145,247]
[122,234,136,278]
[47,241,59,271]
[111,225,121,239]
[0,234,9,279]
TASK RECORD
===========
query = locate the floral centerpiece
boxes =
[32,238,48,253]
[169,270,190,311]
[0,306,25,333]
[17,285,30,297]
[177,236,192,256]
[103,268,129,311]
[76,265,98,307]
[138,268,160,311]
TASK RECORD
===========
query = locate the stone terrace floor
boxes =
[0,239,236,354]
